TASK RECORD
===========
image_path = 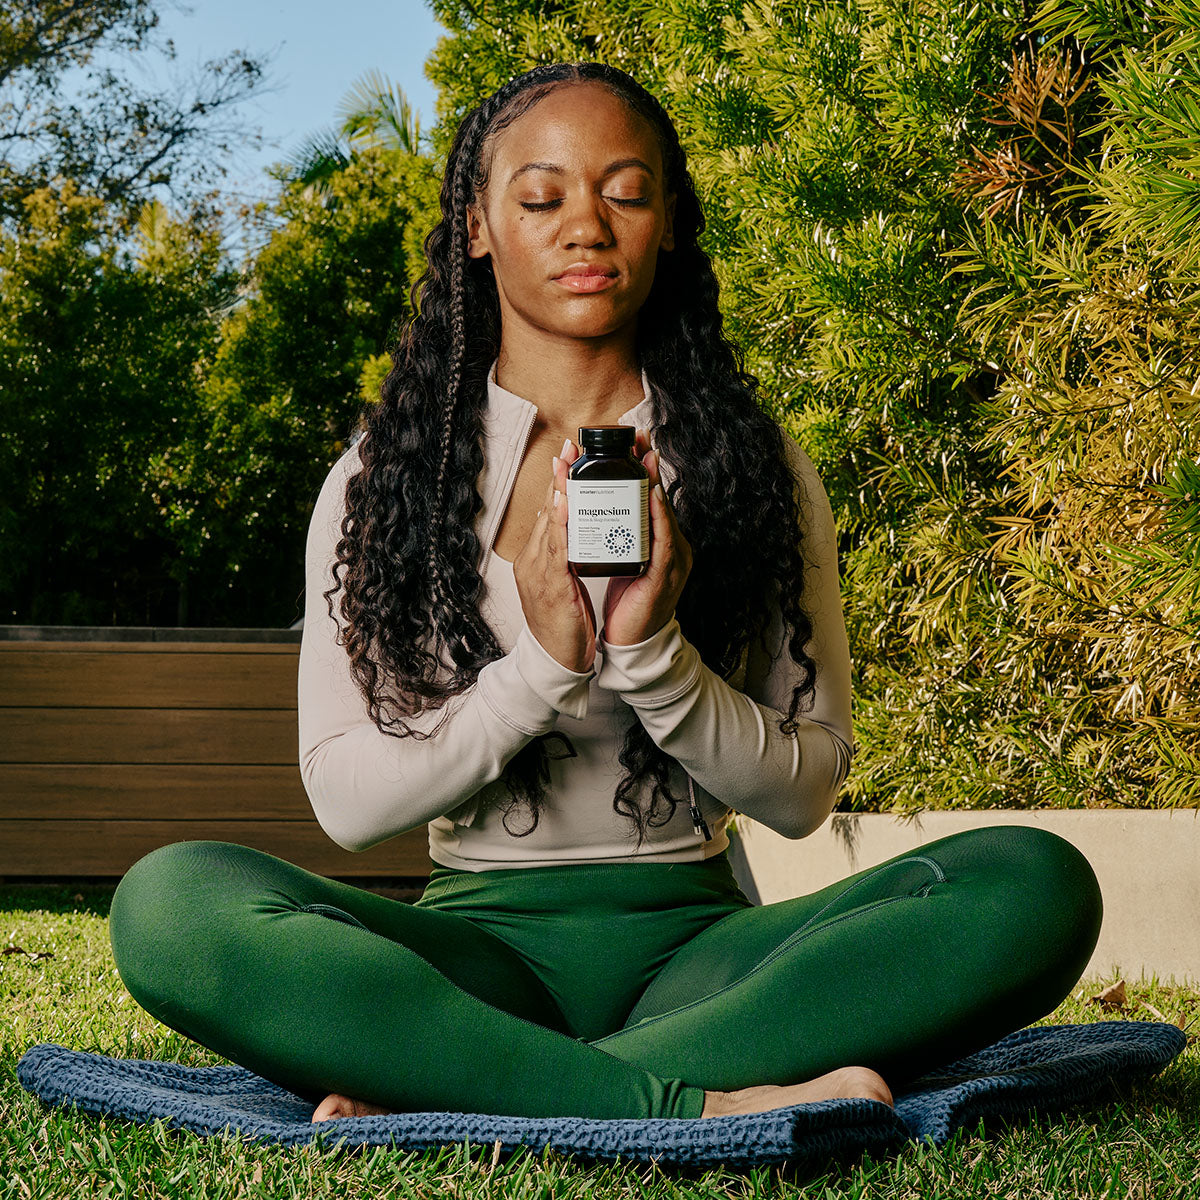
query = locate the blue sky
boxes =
[111,0,445,205]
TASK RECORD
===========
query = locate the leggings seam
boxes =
[904,854,948,883]
[298,903,371,932]
[592,894,911,1045]
[592,853,948,1046]
[782,853,947,944]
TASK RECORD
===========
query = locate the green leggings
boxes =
[107,825,1102,1120]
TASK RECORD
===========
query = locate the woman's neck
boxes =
[492,340,645,427]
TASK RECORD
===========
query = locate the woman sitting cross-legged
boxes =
[107,60,1103,1125]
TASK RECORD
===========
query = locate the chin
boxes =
[556,308,639,337]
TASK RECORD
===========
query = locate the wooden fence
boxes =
[0,627,431,881]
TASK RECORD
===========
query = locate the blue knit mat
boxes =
[16,1021,1187,1171]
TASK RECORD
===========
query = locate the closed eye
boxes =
[520,198,649,211]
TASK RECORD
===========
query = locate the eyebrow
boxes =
[507,157,657,186]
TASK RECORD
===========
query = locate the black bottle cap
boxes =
[578,425,635,453]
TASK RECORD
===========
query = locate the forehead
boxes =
[489,82,662,180]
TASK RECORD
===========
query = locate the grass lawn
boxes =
[2,882,1197,1199]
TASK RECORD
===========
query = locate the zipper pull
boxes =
[687,774,711,841]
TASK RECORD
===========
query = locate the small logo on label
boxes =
[605,526,636,553]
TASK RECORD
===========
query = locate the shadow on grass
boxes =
[0,882,117,917]
[0,878,428,919]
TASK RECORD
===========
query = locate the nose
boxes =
[559,188,613,248]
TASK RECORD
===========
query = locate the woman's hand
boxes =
[512,447,598,673]
[559,428,693,647]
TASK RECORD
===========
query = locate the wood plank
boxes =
[0,709,299,764]
[0,640,298,654]
[0,764,315,820]
[0,820,433,878]
[0,648,299,708]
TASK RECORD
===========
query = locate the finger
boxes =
[546,490,566,566]
[643,447,659,490]
[655,468,676,515]
[524,480,552,565]
[649,480,673,562]
[578,576,597,639]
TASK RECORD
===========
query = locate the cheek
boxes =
[499,217,550,255]
[632,226,665,271]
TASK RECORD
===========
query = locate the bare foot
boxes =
[311,1067,893,1123]
[311,1092,394,1122]
[701,1066,893,1118]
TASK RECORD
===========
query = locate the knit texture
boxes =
[16,1021,1185,1171]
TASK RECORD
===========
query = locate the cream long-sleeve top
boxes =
[297,358,856,870]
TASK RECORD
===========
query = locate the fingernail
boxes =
[553,455,560,472]
[561,438,572,457]
[654,482,665,502]
[554,490,561,507]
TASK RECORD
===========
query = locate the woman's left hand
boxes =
[557,428,693,646]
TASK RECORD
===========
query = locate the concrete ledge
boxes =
[728,810,1200,986]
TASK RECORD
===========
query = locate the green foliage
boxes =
[0,56,439,627]
[923,0,1200,810]
[0,182,236,624]
[423,0,1198,809]
[358,352,394,408]
[288,69,427,193]
[4,0,1196,807]
[145,142,441,626]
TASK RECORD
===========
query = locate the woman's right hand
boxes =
[513,446,597,674]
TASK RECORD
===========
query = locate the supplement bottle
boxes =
[566,425,650,577]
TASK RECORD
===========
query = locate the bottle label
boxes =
[567,478,649,563]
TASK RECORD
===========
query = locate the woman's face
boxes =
[466,81,676,344]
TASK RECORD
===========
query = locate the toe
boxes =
[311,1093,347,1122]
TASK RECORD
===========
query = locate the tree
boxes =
[0,1,271,623]
[149,78,442,627]
[0,0,268,231]
[0,182,237,624]
[941,0,1200,805]
[0,62,440,627]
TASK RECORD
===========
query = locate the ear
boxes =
[660,192,677,252]
[466,200,490,260]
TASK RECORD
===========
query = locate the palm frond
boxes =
[282,127,351,194]
[336,68,422,155]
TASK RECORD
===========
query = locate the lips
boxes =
[554,263,618,279]
[553,263,619,294]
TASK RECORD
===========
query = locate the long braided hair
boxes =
[324,61,820,847]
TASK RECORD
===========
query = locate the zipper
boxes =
[687,773,712,841]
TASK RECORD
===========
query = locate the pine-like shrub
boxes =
[423,0,1199,809]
